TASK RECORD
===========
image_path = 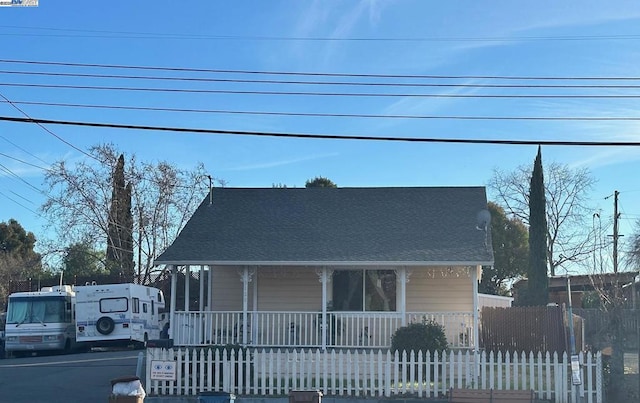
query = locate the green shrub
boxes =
[391,320,448,355]
[391,320,448,381]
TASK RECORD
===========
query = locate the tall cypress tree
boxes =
[526,146,549,305]
[106,154,134,280]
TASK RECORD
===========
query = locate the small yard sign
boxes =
[570,354,582,385]
[150,360,177,381]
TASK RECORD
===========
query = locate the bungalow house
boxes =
[154,186,494,351]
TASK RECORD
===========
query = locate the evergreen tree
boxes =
[305,176,337,188]
[479,202,529,296]
[62,241,107,277]
[526,146,549,305]
[106,154,134,279]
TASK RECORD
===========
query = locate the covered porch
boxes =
[166,264,481,350]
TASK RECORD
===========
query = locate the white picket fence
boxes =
[146,348,602,403]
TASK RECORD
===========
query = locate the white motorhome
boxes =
[4,285,76,357]
[75,283,165,347]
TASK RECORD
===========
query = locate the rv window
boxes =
[151,300,154,315]
[157,292,162,303]
[143,303,148,313]
[132,298,140,314]
[100,297,128,313]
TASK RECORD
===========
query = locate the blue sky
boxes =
[2,1,640,271]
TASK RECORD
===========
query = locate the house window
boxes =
[332,270,396,311]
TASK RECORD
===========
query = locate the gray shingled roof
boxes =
[154,187,494,266]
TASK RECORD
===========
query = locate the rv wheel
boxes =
[96,317,115,335]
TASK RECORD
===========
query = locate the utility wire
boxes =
[4,69,640,89]
[0,161,43,194]
[8,189,34,204]
[0,151,48,170]
[2,82,640,98]
[0,92,99,162]
[3,114,640,147]
[2,25,640,42]
[0,190,41,216]
[0,134,50,166]
[2,59,640,81]
[4,99,640,121]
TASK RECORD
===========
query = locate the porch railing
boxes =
[172,311,474,349]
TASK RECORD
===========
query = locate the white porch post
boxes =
[242,266,249,345]
[169,265,177,340]
[252,267,258,344]
[184,265,190,311]
[207,265,213,311]
[472,265,480,352]
[199,265,205,311]
[399,267,407,326]
[321,267,328,350]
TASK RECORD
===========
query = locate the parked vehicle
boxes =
[0,312,6,358]
[4,285,77,357]
[75,283,165,348]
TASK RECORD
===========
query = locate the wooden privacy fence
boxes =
[481,306,584,354]
[146,347,602,403]
[573,308,638,350]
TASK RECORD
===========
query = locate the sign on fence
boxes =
[571,355,582,385]
[150,360,177,381]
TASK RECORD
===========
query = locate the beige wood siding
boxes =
[257,267,321,311]
[406,267,473,312]
[210,266,245,311]
[209,265,474,313]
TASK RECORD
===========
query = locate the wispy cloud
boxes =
[288,0,393,67]
[223,152,340,171]
[373,79,485,132]
[525,100,640,169]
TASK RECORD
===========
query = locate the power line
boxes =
[0,161,43,194]
[4,99,640,121]
[0,151,48,170]
[4,69,640,89]
[3,114,640,146]
[3,82,640,98]
[0,92,99,162]
[0,190,41,216]
[0,134,50,166]
[8,189,35,204]
[1,25,640,42]
[2,58,640,81]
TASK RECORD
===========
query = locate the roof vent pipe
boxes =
[208,175,213,205]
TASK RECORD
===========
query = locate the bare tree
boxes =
[42,143,218,283]
[628,221,640,269]
[489,161,596,276]
[129,159,221,283]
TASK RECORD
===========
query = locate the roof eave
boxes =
[153,259,494,267]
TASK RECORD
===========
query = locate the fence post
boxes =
[596,351,602,403]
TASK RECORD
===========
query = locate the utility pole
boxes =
[608,190,625,401]
[613,190,619,275]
